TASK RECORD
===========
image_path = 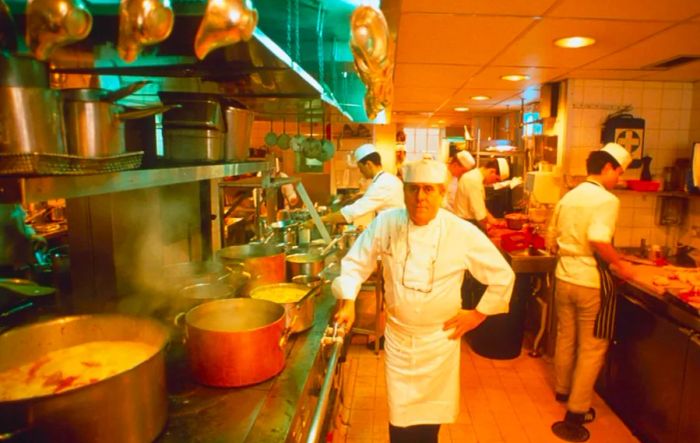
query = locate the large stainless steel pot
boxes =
[62,83,174,157]
[249,283,319,333]
[0,314,168,443]
[181,298,287,387]
[286,252,325,279]
[216,243,286,292]
[0,54,65,154]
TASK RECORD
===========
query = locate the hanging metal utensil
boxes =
[277,117,290,150]
[290,115,304,152]
[264,119,277,147]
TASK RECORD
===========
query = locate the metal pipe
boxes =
[306,330,344,443]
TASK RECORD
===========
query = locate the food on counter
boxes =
[0,340,158,401]
[251,285,308,304]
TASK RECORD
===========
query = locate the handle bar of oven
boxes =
[306,323,350,443]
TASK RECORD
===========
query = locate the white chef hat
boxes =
[456,150,476,170]
[402,159,448,184]
[497,157,510,180]
[354,144,377,162]
[601,142,632,170]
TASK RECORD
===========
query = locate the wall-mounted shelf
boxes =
[0,161,271,204]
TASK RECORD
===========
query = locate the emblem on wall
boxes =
[601,113,645,168]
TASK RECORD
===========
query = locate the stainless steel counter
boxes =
[156,288,337,442]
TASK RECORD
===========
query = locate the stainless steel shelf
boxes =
[0,161,272,204]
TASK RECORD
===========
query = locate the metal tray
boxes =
[0,152,144,176]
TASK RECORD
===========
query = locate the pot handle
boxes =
[295,285,321,309]
[101,80,150,102]
[116,104,180,121]
[279,320,295,348]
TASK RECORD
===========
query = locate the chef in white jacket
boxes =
[443,150,475,212]
[310,144,404,226]
[332,158,515,443]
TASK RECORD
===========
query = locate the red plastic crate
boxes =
[626,179,660,192]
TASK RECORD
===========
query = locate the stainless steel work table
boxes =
[156,288,336,442]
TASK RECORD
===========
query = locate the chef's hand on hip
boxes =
[334,299,356,330]
[443,309,487,340]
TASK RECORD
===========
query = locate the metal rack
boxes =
[217,172,331,246]
[0,161,270,204]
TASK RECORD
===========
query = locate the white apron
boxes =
[380,218,461,427]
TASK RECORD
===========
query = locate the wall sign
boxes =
[601,114,645,168]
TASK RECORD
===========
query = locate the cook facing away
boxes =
[331,159,515,443]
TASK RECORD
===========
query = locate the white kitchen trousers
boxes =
[554,279,610,413]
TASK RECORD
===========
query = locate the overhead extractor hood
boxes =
[5,0,389,123]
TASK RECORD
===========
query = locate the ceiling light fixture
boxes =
[501,74,530,82]
[471,95,490,101]
[454,106,470,112]
[554,36,595,48]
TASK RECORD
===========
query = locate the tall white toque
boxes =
[403,159,448,184]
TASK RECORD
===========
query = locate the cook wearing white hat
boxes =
[600,142,632,170]
[332,157,514,439]
[452,158,506,231]
[549,141,637,442]
[456,151,476,170]
[306,143,404,228]
[354,143,378,163]
[443,151,474,212]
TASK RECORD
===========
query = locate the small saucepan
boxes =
[249,283,319,333]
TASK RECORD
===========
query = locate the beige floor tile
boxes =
[342,343,639,443]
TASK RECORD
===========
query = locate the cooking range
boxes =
[156,288,347,442]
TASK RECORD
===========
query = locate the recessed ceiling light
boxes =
[438,119,445,124]
[454,106,470,112]
[554,36,595,48]
[471,95,491,101]
[501,74,530,82]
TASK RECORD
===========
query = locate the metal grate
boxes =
[0,152,144,176]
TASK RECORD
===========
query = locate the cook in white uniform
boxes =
[443,150,475,212]
[453,157,508,231]
[548,143,636,442]
[311,144,404,226]
[332,159,514,443]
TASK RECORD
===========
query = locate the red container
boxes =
[182,298,287,387]
[626,180,660,192]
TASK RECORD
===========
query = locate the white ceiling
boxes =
[391,0,700,126]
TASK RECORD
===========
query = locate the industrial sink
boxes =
[505,248,557,274]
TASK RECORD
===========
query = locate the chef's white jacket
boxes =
[550,180,619,288]
[332,208,514,426]
[442,176,459,212]
[454,168,487,221]
[339,171,404,223]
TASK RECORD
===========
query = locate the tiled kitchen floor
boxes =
[334,336,639,443]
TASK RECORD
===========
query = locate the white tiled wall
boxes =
[564,79,699,250]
